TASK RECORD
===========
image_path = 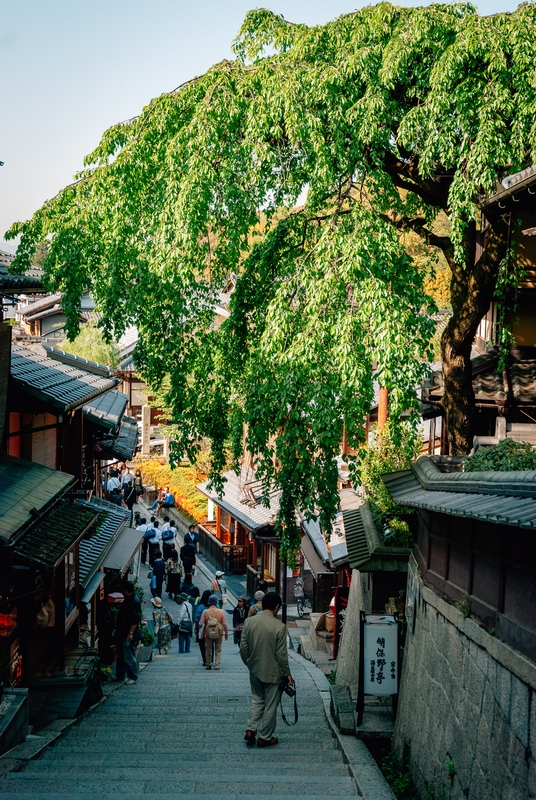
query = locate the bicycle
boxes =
[296,593,312,618]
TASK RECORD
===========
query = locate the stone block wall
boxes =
[394,570,536,800]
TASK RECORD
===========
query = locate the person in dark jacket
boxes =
[195,589,211,666]
[151,550,166,599]
[115,581,142,683]
[233,596,248,645]
[180,541,196,576]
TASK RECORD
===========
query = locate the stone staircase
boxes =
[0,638,359,799]
[299,613,336,676]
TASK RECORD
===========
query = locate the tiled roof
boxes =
[343,503,410,572]
[0,454,75,543]
[0,250,43,293]
[20,293,62,317]
[12,501,99,567]
[424,348,536,407]
[97,415,139,461]
[76,497,130,586]
[383,455,536,529]
[42,345,114,378]
[84,390,128,431]
[197,467,281,531]
[25,304,64,323]
[11,343,119,411]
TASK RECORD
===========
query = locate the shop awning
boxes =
[77,497,130,586]
[102,527,143,575]
[81,571,105,604]
[300,535,332,579]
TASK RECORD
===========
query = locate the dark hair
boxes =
[154,520,159,528]
[170,548,178,560]
[200,589,211,606]
[150,516,156,522]
[121,581,135,595]
[154,549,162,559]
[262,593,281,611]
[189,586,200,598]
[257,579,269,593]
[163,516,169,522]
[170,521,176,527]
[189,524,195,530]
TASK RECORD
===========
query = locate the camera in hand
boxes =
[280,679,296,697]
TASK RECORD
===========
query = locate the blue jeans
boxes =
[147,499,159,511]
[116,639,138,681]
[178,632,191,653]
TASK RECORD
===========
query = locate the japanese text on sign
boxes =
[362,615,398,696]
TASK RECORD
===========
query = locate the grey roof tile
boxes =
[197,467,281,531]
[97,415,139,461]
[11,343,118,411]
[76,498,130,586]
[42,345,114,377]
[84,390,128,431]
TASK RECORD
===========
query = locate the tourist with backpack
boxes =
[199,594,228,670]
[176,593,194,654]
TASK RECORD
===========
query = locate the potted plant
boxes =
[137,624,155,663]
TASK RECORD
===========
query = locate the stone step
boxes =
[46,742,341,754]
[20,761,351,777]
[0,794,358,800]
[1,777,357,795]
[39,751,345,765]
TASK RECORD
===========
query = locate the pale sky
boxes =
[1,0,521,250]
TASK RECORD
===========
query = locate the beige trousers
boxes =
[205,636,222,668]
[246,674,281,740]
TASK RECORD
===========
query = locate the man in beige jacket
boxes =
[239,593,293,748]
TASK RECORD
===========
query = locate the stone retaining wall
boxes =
[394,563,536,800]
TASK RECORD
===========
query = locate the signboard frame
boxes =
[356,612,399,726]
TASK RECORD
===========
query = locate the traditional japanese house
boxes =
[382,454,536,800]
[197,467,285,596]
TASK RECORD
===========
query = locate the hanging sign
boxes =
[362,614,398,696]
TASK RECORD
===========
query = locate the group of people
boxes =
[106,464,144,522]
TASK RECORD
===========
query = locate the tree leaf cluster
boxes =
[7,2,536,554]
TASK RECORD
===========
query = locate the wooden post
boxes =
[378,388,389,429]
[141,405,151,456]
[216,506,222,540]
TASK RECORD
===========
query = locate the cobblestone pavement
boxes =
[1,622,358,798]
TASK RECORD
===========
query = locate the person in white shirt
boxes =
[121,467,133,487]
[136,517,148,565]
[148,521,162,566]
[107,475,122,505]
[176,593,193,654]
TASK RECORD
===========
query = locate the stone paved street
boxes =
[0,618,358,799]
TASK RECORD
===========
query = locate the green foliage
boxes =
[61,323,120,368]
[455,591,471,618]
[142,625,155,647]
[7,3,536,555]
[381,752,418,800]
[354,420,421,543]
[465,438,536,472]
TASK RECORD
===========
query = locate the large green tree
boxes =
[8,3,536,553]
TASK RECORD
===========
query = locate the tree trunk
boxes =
[441,218,509,455]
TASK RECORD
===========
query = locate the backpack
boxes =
[205,610,223,640]
[162,528,174,541]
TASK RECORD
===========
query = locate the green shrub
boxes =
[465,438,536,472]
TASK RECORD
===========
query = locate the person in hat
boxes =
[248,591,265,617]
[199,594,228,670]
[233,596,248,646]
[212,571,227,607]
[151,596,172,655]
[176,592,194,654]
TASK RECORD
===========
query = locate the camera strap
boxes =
[279,686,298,727]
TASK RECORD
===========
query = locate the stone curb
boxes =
[289,650,397,800]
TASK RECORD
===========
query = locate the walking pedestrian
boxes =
[165,548,182,600]
[151,549,166,599]
[199,594,228,670]
[115,581,142,684]
[107,473,122,505]
[240,592,293,748]
[133,468,144,500]
[180,539,196,577]
[195,590,211,666]
[161,517,175,559]
[180,573,197,595]
[151,597,172,655]
[176,593,193,653]
[147,520,162,566]
[248,591,264,617]
[184,524,199,552]
[233,596,247,646]
[212,570,227,607]
[123,482,137,524]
